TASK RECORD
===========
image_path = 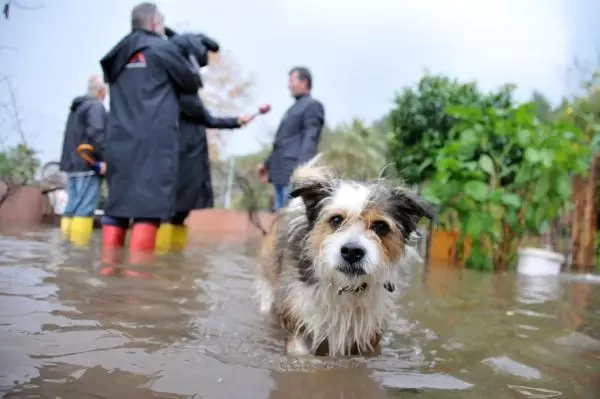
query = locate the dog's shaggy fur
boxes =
[256,155,435,357]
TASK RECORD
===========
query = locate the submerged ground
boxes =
[1,227,599,398]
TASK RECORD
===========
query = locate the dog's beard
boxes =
[310,246,393,294]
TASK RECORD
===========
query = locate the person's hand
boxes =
[238,114,255,126]
[95,161,107,176]
[257,162,268,183]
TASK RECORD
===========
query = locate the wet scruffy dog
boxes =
[256,155,435,357]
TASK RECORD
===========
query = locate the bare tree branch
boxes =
[564,46,600,98]
[199,50,255,160]
[3,79,27,145]
[0,45,17,52]
[10,0,43,10]
[2,0,44,21]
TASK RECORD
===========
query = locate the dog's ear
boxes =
[289,180,329,224]
[387,188,436,238]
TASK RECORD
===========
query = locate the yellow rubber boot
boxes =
[60,217,72,240]
[155,223,175,254]
[172,225,189,251]
[69,217,94,246]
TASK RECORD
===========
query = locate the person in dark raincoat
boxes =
[58,75,107,245]
[98,2,203,255]
[155,28,255,251]
[174,94,253,220]
[156,93,254,251]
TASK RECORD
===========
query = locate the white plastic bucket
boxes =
[517,247,565,276]
[48,189,68,216]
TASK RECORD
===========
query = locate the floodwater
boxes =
[1,227,599,399]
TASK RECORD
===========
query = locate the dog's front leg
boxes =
[285,335,311,356]
[257,278,275,315]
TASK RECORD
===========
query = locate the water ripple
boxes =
[0,228,599,398]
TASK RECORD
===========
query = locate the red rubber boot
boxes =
[102,225,127,247]
[128,222,158,267]
[99,225,127,276]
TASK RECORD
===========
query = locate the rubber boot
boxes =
[155,223,175,254]
[60,217,72,240]
[172,225,189,251]
[129,222,158,265]
[99,225,127,275]
[69,217,94,246]
[102,225,127,248]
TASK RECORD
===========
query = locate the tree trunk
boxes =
[570,153,599,271]
[493,222,514,272]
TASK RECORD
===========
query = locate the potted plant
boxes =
[422,85,590,272]
[388,73,484,263]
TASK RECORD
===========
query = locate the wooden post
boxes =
[570,153,599,271]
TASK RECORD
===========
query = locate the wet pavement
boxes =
[1,227,599,398]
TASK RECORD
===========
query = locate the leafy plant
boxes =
[388,73,482,185]
[0,143,40,184]
[423,86,590,271]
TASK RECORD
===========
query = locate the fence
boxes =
[211,157,272,212]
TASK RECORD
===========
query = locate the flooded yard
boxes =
[1,227,599,398]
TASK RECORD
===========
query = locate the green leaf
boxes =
[501,193,522,208]
[555,177,570,199]
[460,129,477,145]
[524,148,540,164]
[417,158,433,174]
[478,154,495,175]
[517,129,530,146]
[465,161,478,171]
[464,180,488,201]
[421,186,440,204]
[539,149,553,168]
[465,214,484,237]
[504,209,519,227]
[534,176,550,200]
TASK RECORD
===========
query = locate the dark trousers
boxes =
[167,211,189,226]
[102,215,161,229]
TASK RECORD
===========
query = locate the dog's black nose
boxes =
[340,243,365,263]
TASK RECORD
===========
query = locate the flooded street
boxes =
[1,227,599,398]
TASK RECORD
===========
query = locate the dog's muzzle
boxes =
[338,242,367,276]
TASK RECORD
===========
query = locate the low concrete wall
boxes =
[0,183,51,226]
[185,208,275,242]
[0,184,276,243]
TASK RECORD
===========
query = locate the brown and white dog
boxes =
[256,155,435,357]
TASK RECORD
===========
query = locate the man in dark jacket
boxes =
[257,66,325,210]
[59,75,107,246]
[156,93,254,252]
[98,2,202,256]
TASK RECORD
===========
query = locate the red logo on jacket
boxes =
[126,52,146,68]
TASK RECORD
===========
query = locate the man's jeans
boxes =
[63,173,101,217]
[274,184,290,210]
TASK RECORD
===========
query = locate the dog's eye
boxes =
[371,221,391,237]
[328,215,344,229]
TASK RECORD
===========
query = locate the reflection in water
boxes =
[517,275,563,304]
[7,363,168,399]
[1,228,600,398]
[268,362,388,399]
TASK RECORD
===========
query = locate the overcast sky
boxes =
[1,0,599,164]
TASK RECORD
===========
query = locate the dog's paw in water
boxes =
[257,278,274,315]
[285,336,311,356]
